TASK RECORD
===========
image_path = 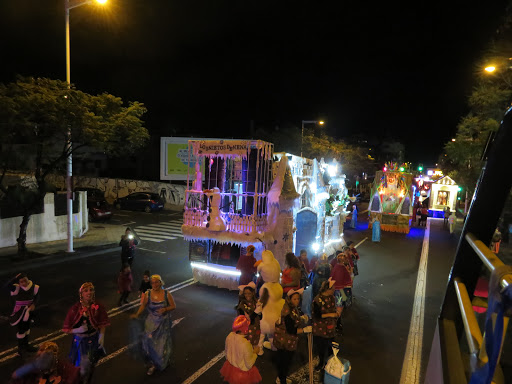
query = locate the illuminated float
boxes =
[181,139,349,290]
[414,169,459,218]
[369,162,414,234]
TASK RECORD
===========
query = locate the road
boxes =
[0,208,458,384]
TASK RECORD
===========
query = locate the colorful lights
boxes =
[312,243,320,252]
[190,262,241,276]
[383,167,387,172]
[399,167,405,172]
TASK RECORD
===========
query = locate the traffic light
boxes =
[457,197,461,200]
[399,167,405,172]
[457,186,462,192]
[418,166,423,171]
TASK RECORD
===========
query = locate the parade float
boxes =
[181,139,350,290]
[369,163,414,234]
[414,171,459,218]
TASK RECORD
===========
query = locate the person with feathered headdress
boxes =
[236,282,262,346]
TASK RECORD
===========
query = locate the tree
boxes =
[0,77,149,255]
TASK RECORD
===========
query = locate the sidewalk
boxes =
[1,222,126,275]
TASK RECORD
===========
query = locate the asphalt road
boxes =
[0,209,459,384]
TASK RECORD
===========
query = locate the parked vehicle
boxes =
[74,188,112,222]
[114,192,164,213]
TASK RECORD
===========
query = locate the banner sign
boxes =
[160,137,205,181]
[194,140,250,157]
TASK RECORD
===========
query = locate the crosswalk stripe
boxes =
[148,223,182,229]
[135,228,182,236]
[134,231,177,240]
[138,237,163,242]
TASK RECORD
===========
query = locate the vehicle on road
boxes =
[114,192,164,213]
[75,187,112,222]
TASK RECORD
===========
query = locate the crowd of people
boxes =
[6,227,176,383]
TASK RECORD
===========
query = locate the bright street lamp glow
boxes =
[319,121,325,125]
[485,66,496,73]
[96,0,108,4]
[451,138,456,142]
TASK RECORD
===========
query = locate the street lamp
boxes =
[301,120,324,157]
[65,0,107,253]
[484,66,496,73]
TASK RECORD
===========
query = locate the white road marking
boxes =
[181,350,226,384]
[138,238,163,242]
[354,237,368,248]
[0,279,196,363]
[136,228,182,236]
[120,222,136,226]
[134,232,177,240]
[138,248,167,254]
[400,218,430,384]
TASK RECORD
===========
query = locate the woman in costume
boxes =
[312,278,338,372]
[131,274,176,375]
[273,288,312,384]
[236,282,262,347]
[236,245,257,285]
[220,315,262,384]
[350,204,358,229]
[10,341,80,384]
[62,282,110,384]
[312,254,332,298]
[280,252,301,297]
[371,214,381,242]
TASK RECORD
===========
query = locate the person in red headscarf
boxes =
[220,315,262,384]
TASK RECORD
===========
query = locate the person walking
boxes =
[6,273,39,356]
[491,227,502,254]
[443,207,450,227]
[236,282,262,348]
[138,270,152,297]
[236,245,257,285]
[298,249,311,288]
[347,241,360,277]
[220,315,262,384]
[371,214,381,242]
[273,288,312,384]
[330,252,353,332]
[280,252,301,297]
[131,274,176,375]
[62,282,110,384]
[312,278,338,373]
[350,204,358,229]
[118,264,133,306]
[120,227,139,267]
[448,212,456,235]
[312,254,331,298]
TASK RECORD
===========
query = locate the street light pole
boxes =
[65,0,73,253]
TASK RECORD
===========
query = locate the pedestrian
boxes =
[420,206,429,227]
[330,251,353,332]
[273,288,312,384]
[220,315,262,384]
[312,253,332,298]
[139,270,152,297]
[6,273,39,356]
[62,282,110,384]
[118,264,133,306]
[236,282,262,348]
[298,249,311,288]
[120,227,139,267]
[443,207,450,227]
[448,212,456,235]
[312,278,338,372]
[347,241,360,277]
[416,206,422,226]
[412,202,419,225]
[130,274,176,376]
[372,214,381,242]
[350,204,358,229]
[491,227,502,254]
[236,245,257,285]
[10,341,80,384]
[280,252,301,297]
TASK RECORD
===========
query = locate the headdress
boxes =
[287,288,304,297]
[320,253,328,261]
[79,282,95,304]
[150,274,164,285]
[328,277,336,289]
[238,281,256,294]
[232,315,250,334]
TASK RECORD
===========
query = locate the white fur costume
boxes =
[257,250,284,352]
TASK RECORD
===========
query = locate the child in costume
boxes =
[220,315,262,384]
[6,273,39,355]
[255,250,285,354]
[236,282,262,346]
[273,288,312,384]
[118,263,133,306]
[63,282,110,384]
[139,270,152,297]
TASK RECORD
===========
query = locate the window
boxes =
[436,191,449,206]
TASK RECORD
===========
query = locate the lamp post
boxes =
[65,0,107,253]
[301,120,324,158]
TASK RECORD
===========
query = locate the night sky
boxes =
[0,0,509,165]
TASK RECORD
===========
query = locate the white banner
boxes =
[193,140,250,157]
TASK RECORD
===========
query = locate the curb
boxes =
[1,246,121,277]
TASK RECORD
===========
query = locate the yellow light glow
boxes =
[451,138,456,142]
[319,121,325,125]
[485,66,496,73]
[96,0,108,4]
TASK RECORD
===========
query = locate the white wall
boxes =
[0,192,87,248]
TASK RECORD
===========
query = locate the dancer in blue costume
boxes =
[350,204,358,229]
[131,274,176,376]
[371,214,381,242]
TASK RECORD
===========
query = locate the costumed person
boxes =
[220,315,262,384]
[350,204,358,229]
[420,206,429,227]
[443,207,450,227]
[119,227,139,267]
[236,245,257,285]
[236,282,262,346]
[371,214,381,242]
[281,252,301,296]
[6,273,39,355]
[330,252,353,333]
[10,341,80,384]
[62,282,110,384]
[255,250,285,354]
[347,241,360,277]
[448,212,456,235]
[312,254,332,298]
[298,249,311,288]
[312,278,338,372]
[118,263,133,306]
[273,288,312,384]
[130,274,176,375]
[491,227,502,254]
[139,270,151,297]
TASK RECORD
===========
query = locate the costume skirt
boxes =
[220,361,261,384]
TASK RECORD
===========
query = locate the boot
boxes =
[22,337,38,353]
[17,339,24,357]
